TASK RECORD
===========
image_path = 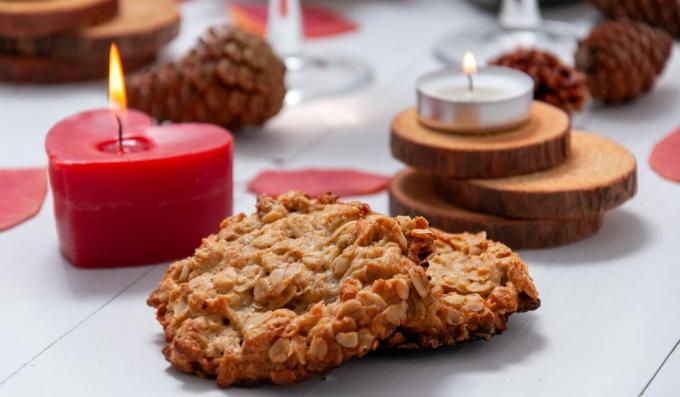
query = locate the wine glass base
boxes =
[283,54,373,105]
[434,20,586,66]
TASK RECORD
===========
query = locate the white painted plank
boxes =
[644,340,680,396]
[0,193,154,381]
[233,155,275,185]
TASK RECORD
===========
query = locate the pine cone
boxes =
[491,48,589,114]
[127,26,285,130]
[575,20,672,103]
[588,0,680,36]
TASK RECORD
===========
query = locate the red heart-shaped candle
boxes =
[46,109,233,268]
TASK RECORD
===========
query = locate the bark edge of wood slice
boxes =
[0,0,180,59]
[391,101,571,178]
[434,130,637,219]
[389,168,604,249]
[0,0,118,37]
[0,52,154,83]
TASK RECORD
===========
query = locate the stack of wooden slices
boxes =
[0,0,180,83]
[389,101,637,249]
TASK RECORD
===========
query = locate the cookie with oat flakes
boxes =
[384,229,540,349]
[147,192,539,387]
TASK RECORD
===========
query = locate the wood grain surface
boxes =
[0,52,154,83]
[390,168,604,249]
[391,101,571,178]
[434,131,637,219]
[0,0,117,37]
[0,0,179,59]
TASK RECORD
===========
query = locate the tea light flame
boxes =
[462,51,477,75]
[108,43,127,117]
[108,44,127,152]
[462,51,477,92]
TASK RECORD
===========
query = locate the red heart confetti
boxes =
[248,169,390,198]
[0,168,47,231]
[229,2,357,39]
[650,127,680,183]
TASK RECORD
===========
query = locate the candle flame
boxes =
[108,43,127,116]
[462,51,477,75]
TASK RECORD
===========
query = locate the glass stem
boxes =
[499,0,542,30]
[266,0,303,58]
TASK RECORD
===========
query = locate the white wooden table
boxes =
[1,1,679,396]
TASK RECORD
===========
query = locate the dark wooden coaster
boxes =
[434,131,637,220]
[391,101,571,178]
[0,0,179,59]
[0,0,118,37]
[389,168,604,249]
[0,52,154,83]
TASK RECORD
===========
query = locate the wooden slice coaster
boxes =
[389,168,604,249]
[391,101,571,178]
[0,0,117,37]
[0,0,180,59]
[435,131,637,220]
[0,52,154,83]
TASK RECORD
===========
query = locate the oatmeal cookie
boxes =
[148,192,539,387]
[385,230,540,349]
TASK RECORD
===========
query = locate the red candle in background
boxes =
[45,45,233,268]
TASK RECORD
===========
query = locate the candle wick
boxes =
[115,115,123,153]
[467,73,474,92]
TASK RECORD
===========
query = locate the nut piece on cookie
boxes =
[147,191,539,387]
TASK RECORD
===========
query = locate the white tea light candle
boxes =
[417,53,534,133]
